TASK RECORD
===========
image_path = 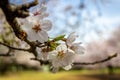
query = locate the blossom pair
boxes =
[36,32,84,72]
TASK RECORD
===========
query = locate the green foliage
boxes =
[53,35,65,42]
[49,42,59,51]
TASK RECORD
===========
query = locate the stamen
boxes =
[57,50,65,59]
[32,24,41,33]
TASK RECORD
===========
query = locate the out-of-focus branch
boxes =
[74,53,117,65]
[0,53,12,56]
[0,42,30,52]
[17,0,38,10]
[0,0,39,57]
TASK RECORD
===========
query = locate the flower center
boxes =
[33,11,40,16]
[70,46,75,51]
[57,50,65,59]
[18,30,27,40]
[32,24,41,33]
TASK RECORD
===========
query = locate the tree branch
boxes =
[74,53,117,65]
[17,0,38,10]
[30,53,117,65]
[0,0,39,58]
[0,42,30,52]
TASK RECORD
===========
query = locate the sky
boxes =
[9,0,120,44]
[46,0,120,44]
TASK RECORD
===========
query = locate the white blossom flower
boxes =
[66,32,84,54]
[36,47,49,60]
[48,44,76,72]
[17,4,52,43]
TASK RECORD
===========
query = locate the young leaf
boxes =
[53,35,65,41]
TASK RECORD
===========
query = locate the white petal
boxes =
[39,4,47,13]
[38,30,49,43]
[34,12,49,20]
[56,44,67,52]
[21,23,33,32]
[75,46,84,54]
[27,31,38,41]
[26,16,37,24]
[40,20,52,31]
[48,50,58,60]
[64,50,75,64]
[51,49,75,68]
[29,12,34,16]
[63,65,72,70]
[72,43,85,54]
[66,32,78,46]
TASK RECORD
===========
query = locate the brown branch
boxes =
[0,0,39,58]
[30,53,118,65]
[74,53,117,65]
[0,53,12,56]
[0,47,14,57]
[0,42,30,52]
[17,0,38,10]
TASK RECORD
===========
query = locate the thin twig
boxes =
[74,53,117,65]
[0,42,30,52]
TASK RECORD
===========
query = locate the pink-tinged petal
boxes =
[34,12,49,20]
[32,4,47,16]
[39,4,47,13]
[27,31,38,41]
[56,44,67,52]
[66,32,78,46]
[38,30,49,43]
[40,20,52,31]
[71,43,85,54]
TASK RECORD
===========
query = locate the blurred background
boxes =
[0,0,120,80]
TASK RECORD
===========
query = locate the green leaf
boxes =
[50,42,60,51]
[53,35,65,41]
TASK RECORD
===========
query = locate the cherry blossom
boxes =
[17,4,52,43]
[36,47,50,60]
[66,32,84,54]
[48,44,76,72]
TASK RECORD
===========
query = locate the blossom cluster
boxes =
[17,4,84,72]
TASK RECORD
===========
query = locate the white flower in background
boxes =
[48,44,76,72]
[66,32,84,54]
[17,4,52,43]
